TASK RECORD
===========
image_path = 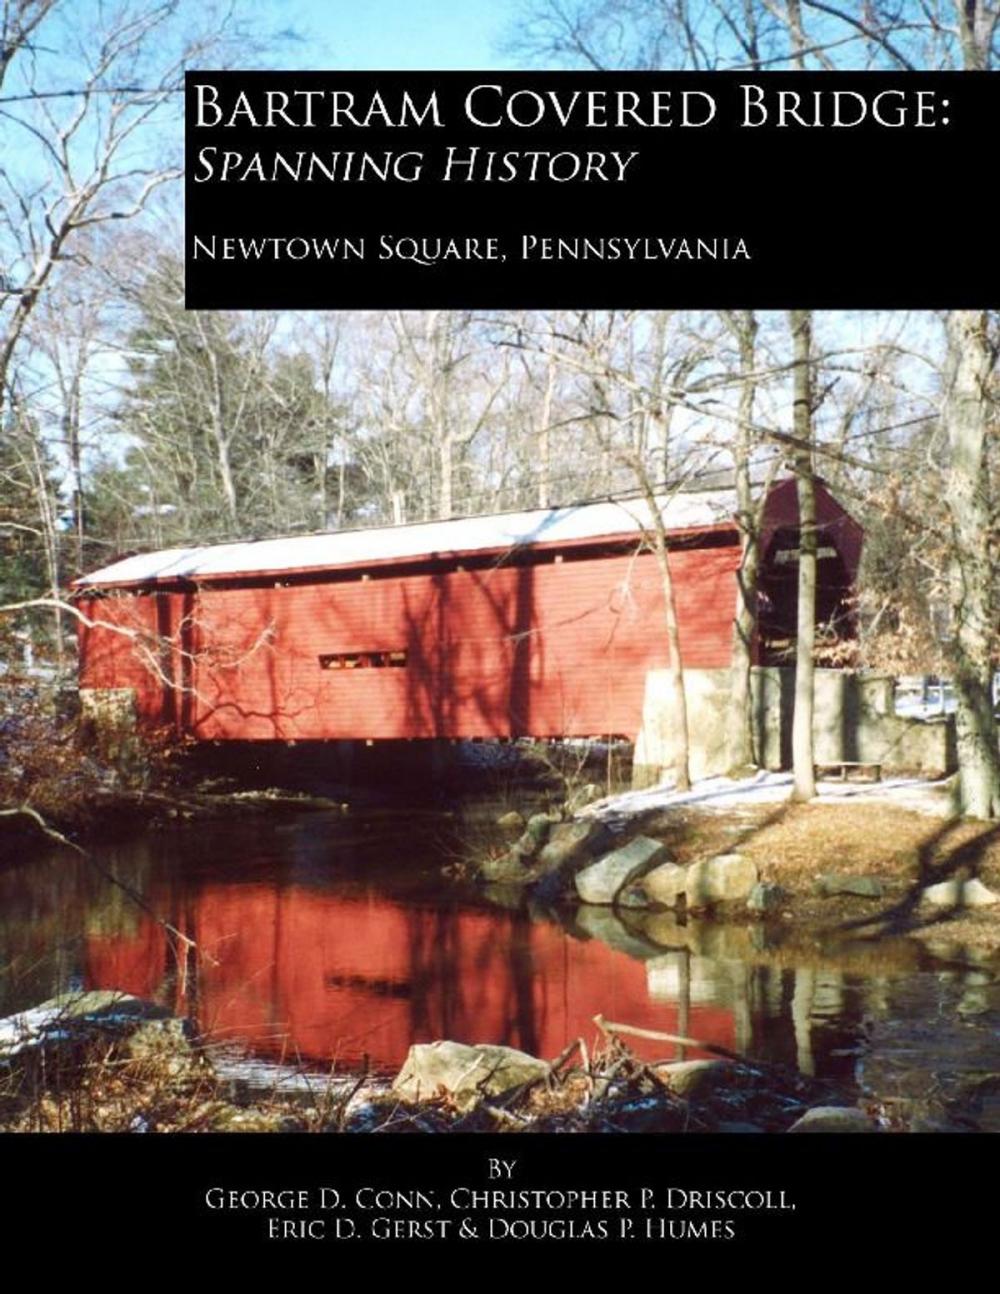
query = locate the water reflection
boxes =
[1,809,997,1101]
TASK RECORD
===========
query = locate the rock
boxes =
[514,831,541,859]
[815,873,885,899]
[786,1106,877,1133]
[0,990,201,1077]
[685,854,759,907]
[632,861,688,908]
[615,885,652,909]
[496,810,526,832]
[121,1017,199,1076]
[536,819,614,874]
[391,1041,549,1110]
[717,1121,765,1134]
[525,812,560,845]
[46,989,171,1022]
[480,882,530,910]
[0,989,172,1057]
[746,882,789,914]
[921,877,999,908]
[657,1060,740,1099]
[566,782,603,812]
[575,836,668,905]
[478,847,537,885]
[211,1107,303,1133]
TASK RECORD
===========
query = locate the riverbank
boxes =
[0,990,965,1134]
[574,772,1000,954]
[4,775,1000,1134]
[0,704,580,858]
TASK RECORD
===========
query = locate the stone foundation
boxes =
[633,667,956,788]
[79,687,144,779]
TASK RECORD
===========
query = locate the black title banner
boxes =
[184,71,998,309]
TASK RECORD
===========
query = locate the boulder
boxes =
[525,812,560,846]
[575,836,668,905]
[815,873,885,899]
[495,810,526,833]
[536,819,614,874]
[480,882,530,911]
[787,1106,877,1133]
[685,854,759,907]
[657,1059,741,1099]
[391,1041,549,1110]
[1,990,173,1057]
[627,861,687,909]
[615,884,652,909]
[921,877,999,908]
[478,847,536,885]
[746,882,789,915]
[121,1017,199,1077]
[513,831,540,859]
[0,990,201,1077]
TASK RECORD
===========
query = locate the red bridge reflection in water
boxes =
[84,884,735,1070]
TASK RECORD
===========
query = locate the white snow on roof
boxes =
[75,490,737,587]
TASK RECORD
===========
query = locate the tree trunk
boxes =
[440,434,454,519]
[216,435,239,531]
[24,422,64,673]
[728,520,761,771]
[725,310,760,771]
[942,309,1000,818]
[537,353,555,509]
[954,0,990,70]
[790,309,817,801]
[64,376,85,576]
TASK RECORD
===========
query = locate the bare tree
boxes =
[0,1,58,91]
[941,310,1000,817]
[506,1,999,71]
[388,311,511,520]
[789,308,817,801]
[0,0,233,422]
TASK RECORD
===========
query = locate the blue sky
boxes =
[257,0,520,70]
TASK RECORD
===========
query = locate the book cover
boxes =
[1,0,996,1275]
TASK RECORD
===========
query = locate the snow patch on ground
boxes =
[0,1006,61,1057]
[581,770,955,824]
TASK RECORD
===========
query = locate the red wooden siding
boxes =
[80,544,742,742]
[77,589,194,730]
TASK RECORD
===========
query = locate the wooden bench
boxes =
[814,761,883,783]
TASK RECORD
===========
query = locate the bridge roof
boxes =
[75,489,740,588]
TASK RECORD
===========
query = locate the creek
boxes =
[2,802,998,1128]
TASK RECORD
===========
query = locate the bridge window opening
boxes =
[319,650,408,670]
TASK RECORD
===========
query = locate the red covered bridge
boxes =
[74,479,862,748]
